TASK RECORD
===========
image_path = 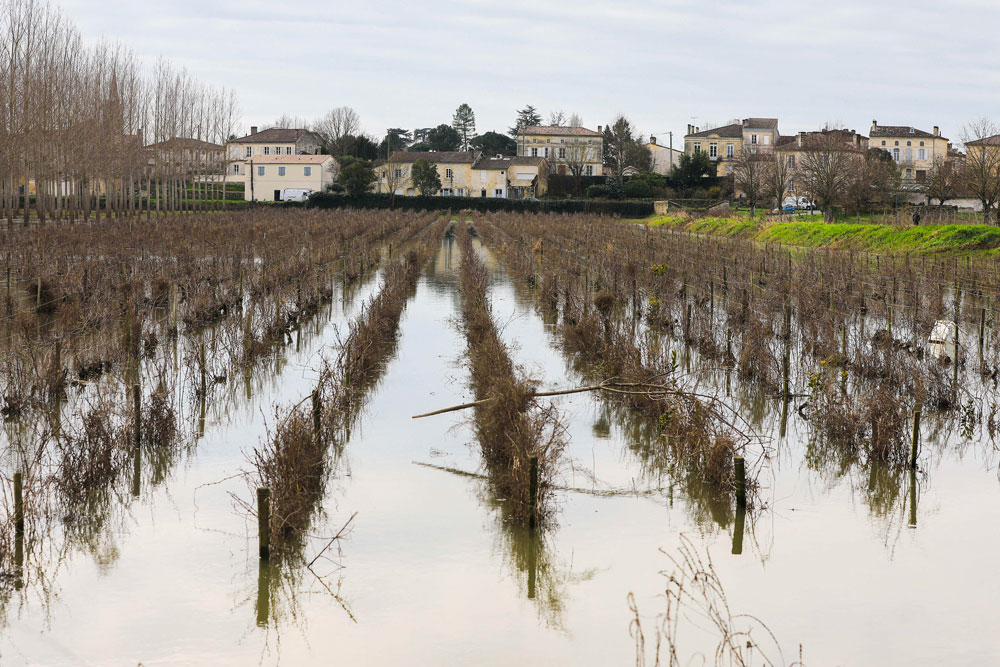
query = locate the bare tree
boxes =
[569,112,583,128]
[765,152,792,214]
[961,118,1000,223]
[548,110,567,127]
[798,134,857,221]
[922,157,959,206]
[314,106,361,155]
[732,146,768,216]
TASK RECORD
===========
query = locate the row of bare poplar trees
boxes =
[0,0,240,223]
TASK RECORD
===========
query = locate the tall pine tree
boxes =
[509,105,542,137]
[452,104,476,151]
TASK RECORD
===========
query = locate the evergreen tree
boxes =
[411,159,442,195]
[452,104,476,151]
[509,105,542,137]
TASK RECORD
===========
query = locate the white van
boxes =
[280,188,314,202]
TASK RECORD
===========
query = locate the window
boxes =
[919,141,925,146]
[393,168,403,178]
[787,155,795,168]
[763,135,770,145]
[278,166,286,176]
[275,146,281,154]
[559,148,566,158]
[245,147,252,157]
[918,149,926,161]
[531,147,538,157]
[285,147,292,155]
[544,147,549,157]
[906,141,911,146]
[445,168,453,179]
[751,134,758,144]
[726,143,734,157]
[263,146,270,155]
[232,164,240,174]
[441,188,452,196]
[906,168,912,178]
[893,148,900,162]
[494,188,503,197]
[257,166,265,176]
[585,165,593,176]
[709,143,718,158]
[456,188,466,196]
[788,180,794,191]
[693,143,701,153]
[304,166,311,176]
[894,141,899,146]
[881,141,886,146]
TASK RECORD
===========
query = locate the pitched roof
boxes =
[775,135,796,147]
[472,156,546,170]
[518,125,601,137]
[964,134,1000,147]
[869,124,944,140]
[775,129,866,152]
[388,150,481,164]
[687,123,743,139]
[243,154,333,164]
[145,137,223,150]
[743,118,778,130]
[231,128,322,144]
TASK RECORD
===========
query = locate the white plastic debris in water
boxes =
[927,320,959,360]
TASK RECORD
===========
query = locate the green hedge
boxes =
[305,193,653,217]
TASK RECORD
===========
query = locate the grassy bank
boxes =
[634,214,1000,255]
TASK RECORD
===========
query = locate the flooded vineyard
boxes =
[0,210,998,665]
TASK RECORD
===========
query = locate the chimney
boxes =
[250,125,258,135]
[687,124,692,135]
[872,120,877,129]
[934,125,940,136]
[797,132,803,147]
[651,135,657,145]
[947,142,952,150]
[597,125,602,134]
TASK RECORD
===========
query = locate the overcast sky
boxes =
[59,0,1000,145]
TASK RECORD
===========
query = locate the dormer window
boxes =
[907,141,912,146]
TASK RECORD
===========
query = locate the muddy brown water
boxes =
[1,234,998,665]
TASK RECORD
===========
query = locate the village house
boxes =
[243,154,337,202]
[515,125,603,176]
[647,135,682,175]
[377,151,548,198]
[868,121,950,185]
[683,118,781,176]
[227,127,324,182]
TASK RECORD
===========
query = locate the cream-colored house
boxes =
[516,125,603,176]
[868,121,949,186]
[243,154,337,201]
[684,118,780,176]
[378,151,547,198]
[227,127,324,182]
[144,137,225,181]
[647,135,682,175]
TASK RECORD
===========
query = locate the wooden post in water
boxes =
[979,307,986,366]
[910,408,921,470]
[256,559,271,626]
[908,467,917,528]
[199,339,207,398]
[35,276,41,310]
[734,456,746,509]
[257,488,271,560]
[14,471,23,534]
[528,455,539,530]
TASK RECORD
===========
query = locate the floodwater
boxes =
[2,234,999,665]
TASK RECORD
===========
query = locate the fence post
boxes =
[257,488,271,560]
[734,456,746,508]
[910,408,921,470]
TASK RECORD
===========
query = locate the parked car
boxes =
[280,188,314,202]
[783,204,795,213]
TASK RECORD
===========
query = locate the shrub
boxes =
[306,192,653,217]
[586,185,609,198]
[623,180,653,199]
